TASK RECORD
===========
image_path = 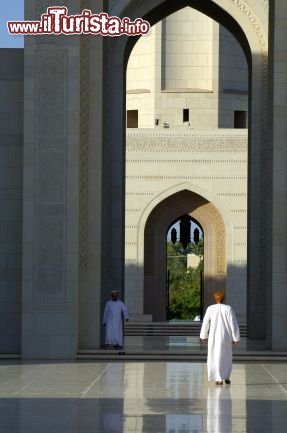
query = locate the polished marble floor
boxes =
[0,360,287,432]
[123,336,266,352]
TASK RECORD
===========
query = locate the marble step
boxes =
[125,322,247,336]
[77,350,287,362]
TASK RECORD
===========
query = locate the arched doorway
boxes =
[167,216,204,321]
[98,0,268,344]
[144,190,227,321]
[74,0,269,351]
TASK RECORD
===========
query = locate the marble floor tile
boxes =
[0,360,287,432]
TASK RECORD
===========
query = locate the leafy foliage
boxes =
[167,241,203,320]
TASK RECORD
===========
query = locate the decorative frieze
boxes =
[126,159,247,164]
[202,202,226,277]
[230,209,247,213]
[126,131,247,152]
[230,0,267,51]
[34,51,67,306]
[126,175,247,180]
[32,304,69,311]
[126,192,155,195]
[217,193,247,196]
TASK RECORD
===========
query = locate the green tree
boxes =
[190,239,204,260]
[167,240,203,320]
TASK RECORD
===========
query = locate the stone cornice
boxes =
[126,129,248,151]
[127,128,248,138]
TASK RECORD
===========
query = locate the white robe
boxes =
[103,300,129,346]
[200,303,240,382]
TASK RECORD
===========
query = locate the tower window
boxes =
[234,111,247,128]
[127,110,138,128]
[183,109,189,123]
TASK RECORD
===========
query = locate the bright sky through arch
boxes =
[0,1,24,48]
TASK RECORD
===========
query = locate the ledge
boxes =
[127,89,150,94]
[161,88,213,93]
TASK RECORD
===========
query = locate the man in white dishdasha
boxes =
[200,291,240,385]
[103,290,129,349]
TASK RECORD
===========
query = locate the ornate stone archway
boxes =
[144,190,227,321]
[97,0,268,342]
[22,0,274,357]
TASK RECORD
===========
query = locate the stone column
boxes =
[78,0,104,350]
[270,0,287,350]
[22,0,81,358]
[101,30,129,343]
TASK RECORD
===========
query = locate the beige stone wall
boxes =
[187,254,201,269]
[125,129,248,323]
[126,25,158,128]
[126,7,248,129]
[162,8,214,91]
[19,0,279,354]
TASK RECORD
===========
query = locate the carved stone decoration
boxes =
[227,0,269,279]
[204,203,226,276]
[34,51,67,305]
[143,189,229,320]
[79,0,91,269]
[259,0,269,10]
[101,36,120,289]
[126,132,248,152]
[36,0,65,17]
[230,0,267,51]
[35,0,67,44]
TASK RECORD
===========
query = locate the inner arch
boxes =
[144,189,226,321]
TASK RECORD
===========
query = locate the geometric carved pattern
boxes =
[126,132,247,152]
[34,51,67,305]
[191,200,227,278]
[79,0,91,270]
[126,175,247,180]
[38,152,65,201]
[259,0,268,10]
[205,203,226,277]
[230,0,267,51]
[126,159,247,163]
[35,0,67,44]
[32,304,69,312]
[143,190,228,319]
[228,0,269,279]
[36,0,66,17]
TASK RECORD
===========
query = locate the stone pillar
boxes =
[101,27,130,343]
[78,0,104,350]
[22,0,81,358]
[270,0,287,350]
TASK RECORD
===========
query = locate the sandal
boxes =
[215,381,223,385]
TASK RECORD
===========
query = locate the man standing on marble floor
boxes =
[200,291,240,385]
[103,290,129,349]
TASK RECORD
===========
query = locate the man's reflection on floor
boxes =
[207,386,232,433]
